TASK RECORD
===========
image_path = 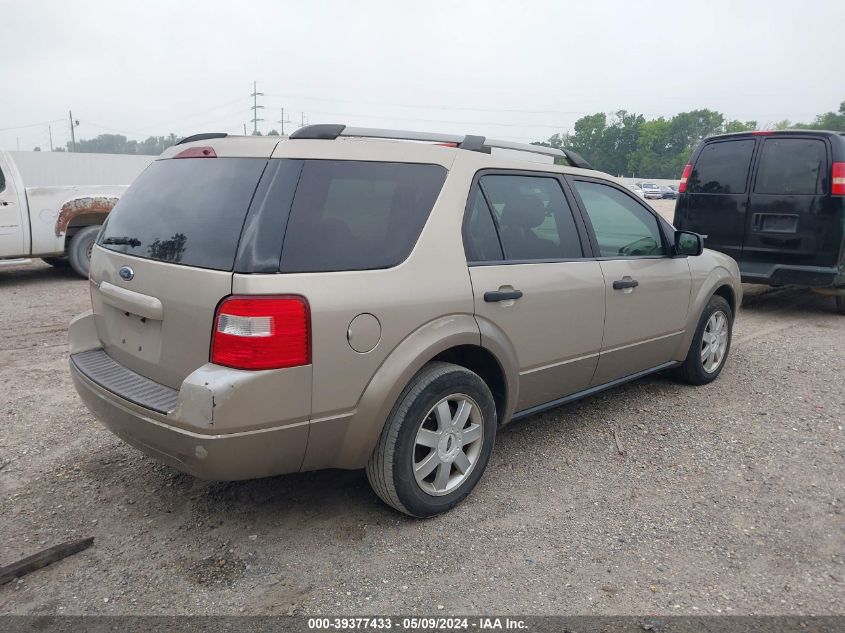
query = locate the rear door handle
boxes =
[484,290,523,302]
[612,278,639,290]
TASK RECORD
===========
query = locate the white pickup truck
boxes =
[0,150,153,277]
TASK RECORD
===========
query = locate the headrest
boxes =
[500,195,546,230]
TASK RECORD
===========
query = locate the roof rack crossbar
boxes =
[288,124,593,168]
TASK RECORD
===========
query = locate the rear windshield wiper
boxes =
[102,236,141,247]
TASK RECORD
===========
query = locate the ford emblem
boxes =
[118,266,134,281]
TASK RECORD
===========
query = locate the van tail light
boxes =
[678,163,692,193]
[211,296,310,370]
[832,162,845,196]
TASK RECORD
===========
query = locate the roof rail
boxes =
[289,124,593,169]
[177,132,228,145]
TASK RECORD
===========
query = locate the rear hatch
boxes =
[89,151,270,389]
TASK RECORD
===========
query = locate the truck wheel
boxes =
[366,362,497,518]
[67,225,101,278]
[41,257,70,268]
[671,295,733,385]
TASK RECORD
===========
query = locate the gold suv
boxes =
[68,125,742,517]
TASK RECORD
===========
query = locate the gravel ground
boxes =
[1,220,843,615]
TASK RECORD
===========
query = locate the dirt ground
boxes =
[1,202,843,615]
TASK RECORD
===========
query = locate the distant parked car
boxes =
[637,182,664,199]
[661,185,679,200]
[627,184,646,199]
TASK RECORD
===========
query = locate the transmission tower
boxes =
[250,81,264,134]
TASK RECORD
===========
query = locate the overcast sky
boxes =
[1,0,843,151]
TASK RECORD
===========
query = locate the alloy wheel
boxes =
[701,310,729,373]
[412,394,484,496]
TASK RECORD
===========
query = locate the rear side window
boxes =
[99,158,266,270]
[464,189,504,261]
[754,138,826,195]
[688,140,755,194]
[279,161,446,272]
[476,175,583,260]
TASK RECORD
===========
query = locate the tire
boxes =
[67,225,101,278]
[366,361,497,518]
[671,295,733,385]
[835,295,845,315]
[41,257,70,268]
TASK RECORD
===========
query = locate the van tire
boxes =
[671,295,733,385]
[41,257,70,268]
[836,295,845,314]
[366,361,497,518]
[67,225,101,278]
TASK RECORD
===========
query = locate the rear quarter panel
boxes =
[26,185,128,255]
[231,150,482,470]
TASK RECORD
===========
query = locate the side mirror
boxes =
[675,230,703,256]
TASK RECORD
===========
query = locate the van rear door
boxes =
[675,138,756,262]
[90,155,268,389]
[743,135,840,270]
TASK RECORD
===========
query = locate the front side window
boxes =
[280,161,446,272]
[474,175,583,261]
[754,138,826,195]
[0,165,5,193]
[688,140,755,194]
[573,180,666,257]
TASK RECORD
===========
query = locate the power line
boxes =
[0,118,64,132]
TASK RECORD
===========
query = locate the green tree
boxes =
[724,119,758,133]
[628,118,675,178]
[805,101,845,131]
[67,133,179,155]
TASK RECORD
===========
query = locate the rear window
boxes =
[279,160,447,272]
[754,138,826,195]
[688,140,755,194]
[99,158,266,270]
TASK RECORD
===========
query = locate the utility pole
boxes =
[243,123,248,135]
[48,124,53,152]
[68,110,79,152]
[300,112,307,129]
[278,108,287,136]
[250,81,264,134]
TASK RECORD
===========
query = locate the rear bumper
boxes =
[70,361,309,480]
[68,310,311,481]
[739,261,845,287]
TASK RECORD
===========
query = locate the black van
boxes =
[674,130,845,311]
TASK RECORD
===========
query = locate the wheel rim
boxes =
[700,310,729,373]
[412,394,484,497]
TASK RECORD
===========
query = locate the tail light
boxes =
[173,146,217,159]
[832,162,845,196]
[678,163,692,193]
[211,296,310,370]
